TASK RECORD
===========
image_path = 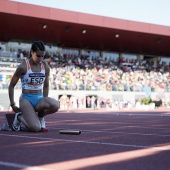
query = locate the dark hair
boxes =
[30,41,45,58]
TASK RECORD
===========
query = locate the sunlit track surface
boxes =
[0,110,170,170]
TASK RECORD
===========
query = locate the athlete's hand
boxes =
[11,105,21,113]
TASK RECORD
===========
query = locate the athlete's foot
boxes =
[38,116,46,129]
[12,112,22,131]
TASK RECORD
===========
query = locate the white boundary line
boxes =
[108,113,170,117]
[64,111,170,117]
[50,118,170,131]
[0,161,28,169]
[0,134,169,151]
[0,161,51,170]
[50,122,170,130]
[52,123,170,131]
[49,127,170,137]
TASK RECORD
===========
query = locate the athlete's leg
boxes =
[19,98,41,132]
[35,97,59,117]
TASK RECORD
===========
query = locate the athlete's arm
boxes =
[8,61,26,112]
[43,62,50,97]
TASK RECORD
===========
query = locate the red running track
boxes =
[0,108,170,170]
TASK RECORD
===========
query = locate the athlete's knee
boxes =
[51,100,60,112]
[29,124,41,132]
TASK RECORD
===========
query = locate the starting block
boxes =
[0,113,27,131]
[1,113,15,131]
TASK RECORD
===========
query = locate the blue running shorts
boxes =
[21,93,43,108]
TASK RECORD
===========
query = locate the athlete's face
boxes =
[32,51,45,63]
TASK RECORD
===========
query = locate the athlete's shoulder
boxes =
[42,60,50,70]
[14,59,27,76]
[17,59,27,71]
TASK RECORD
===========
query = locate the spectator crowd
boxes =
[0,48,170,94]
[48,52,170,93]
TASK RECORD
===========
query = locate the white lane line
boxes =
[114,113,170,117]
[64,112,170,117]
[124,125,170,130]
[63,111,170,115]
[50,121,170,130]
[0,161,50,170]
[0,134,169,151]
[84,130,170,137]
[48,119,170,127]
[83,130,170,137]
[0,161,28,169]
[49,127,170,137]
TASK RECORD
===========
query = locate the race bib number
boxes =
[28,73,45,85]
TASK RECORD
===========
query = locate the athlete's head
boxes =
[31,41,45,52]
[30,41,46,62]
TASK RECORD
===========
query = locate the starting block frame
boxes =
[1,113,15,131]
